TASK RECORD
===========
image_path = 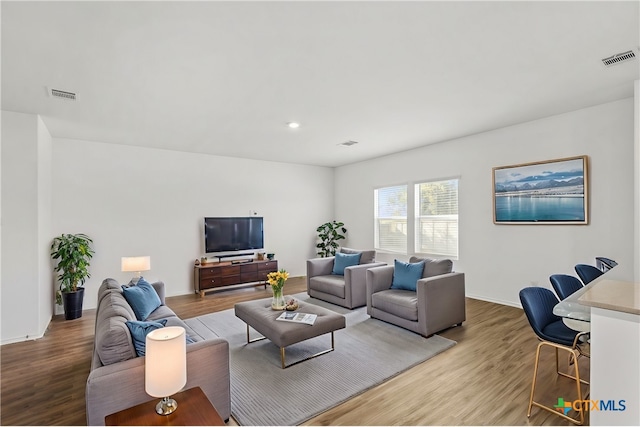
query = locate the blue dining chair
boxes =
[595,257,617,272]
[550,274,584,300]
[519,287,589,425]
[574,264,604,285]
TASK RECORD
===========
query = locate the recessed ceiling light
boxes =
[287,122,300,129]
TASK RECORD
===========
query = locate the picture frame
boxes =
[492,155,589,225]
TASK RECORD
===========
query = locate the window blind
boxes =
[415,179,459,257]
[374,185,407,253]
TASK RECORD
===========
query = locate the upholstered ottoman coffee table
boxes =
[234,297,346,368]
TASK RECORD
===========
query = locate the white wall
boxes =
[52,139,333,311]
[335,99,635,307]
[2,97,635,343]
[1,111,53,343]
[634,80,639,282]
[37,116,53,333]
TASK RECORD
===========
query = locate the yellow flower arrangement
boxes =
[267,269,289,293]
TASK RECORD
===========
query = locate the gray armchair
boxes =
[307,248,386,309]
[366,256,465,337]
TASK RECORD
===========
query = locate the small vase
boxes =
[271,287,285,310]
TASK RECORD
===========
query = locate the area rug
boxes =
[191,293,456,426]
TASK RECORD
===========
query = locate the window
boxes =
[374,185,407,253]
[415,179,459,258]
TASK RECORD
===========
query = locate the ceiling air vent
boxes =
[602,50,636,67]
[49,88,77,101]
[338,140,359,147]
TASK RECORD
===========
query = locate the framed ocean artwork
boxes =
[492,155,589,225]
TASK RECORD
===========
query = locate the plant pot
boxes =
[62,287,85,320]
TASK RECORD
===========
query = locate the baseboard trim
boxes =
[1,330,46,345]
[466,293,522,309]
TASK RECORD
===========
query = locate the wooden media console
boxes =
[194,259,278,297]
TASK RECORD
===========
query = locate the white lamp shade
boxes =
[121,256,151,273]
[145,326,187,398]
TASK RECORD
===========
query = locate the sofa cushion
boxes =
[126,319,168,356]
[145,305,178,322]
[341,247,375,264]
[147,309,205,342]
[409,256,453,278]
[122,278,162,321]
[371,289,418,321]
[332,252,361,275]
[95,291,137,366]
[97,278,123,308]
[309,275,346,298]
[391,259,425,291]
[183,317,221,341]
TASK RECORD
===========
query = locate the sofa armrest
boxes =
[416,272,466,336]
[86,338,230,426]
[344,262,387,307]
[344,262,387,280]
[151,281,166,305]
[306,257,335,291]
[366,265,395,313]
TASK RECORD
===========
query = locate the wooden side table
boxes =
[105,386,225,426]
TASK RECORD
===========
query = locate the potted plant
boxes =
[316,221,347,257]
[50,233,94,320]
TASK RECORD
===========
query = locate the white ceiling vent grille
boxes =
[49,88,77,101]
[602,50,636,67]
[338,140,359,147]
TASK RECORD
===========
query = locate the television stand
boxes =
[194,259,278,298]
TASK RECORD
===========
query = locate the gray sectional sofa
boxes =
[86,278,230,425]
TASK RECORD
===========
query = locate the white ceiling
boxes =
[2,1,639,167]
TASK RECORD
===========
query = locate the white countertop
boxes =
[578,279,640,315]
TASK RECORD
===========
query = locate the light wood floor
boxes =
[0,276,590,426]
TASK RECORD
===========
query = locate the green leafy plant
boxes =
[316,221,347,257]
[50,233,94,305]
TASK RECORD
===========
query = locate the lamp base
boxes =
[155,397,178,415]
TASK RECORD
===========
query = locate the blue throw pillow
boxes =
[391,259,425,291]
[122,278,162,321]
[332,252,362,275]
[125,319,168,356]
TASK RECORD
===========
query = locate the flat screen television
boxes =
[204,217,264,253]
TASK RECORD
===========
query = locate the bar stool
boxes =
[595,257,617,272]
[574,264,604,285]
[519,287,589,425]
[550,274,584,300]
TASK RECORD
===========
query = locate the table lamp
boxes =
[121,256,151,284]
[145,326,187,415]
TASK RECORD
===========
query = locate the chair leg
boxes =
[527,341,588,425]
[527,342,543,418]
[557,351,590,386]
[552,340,589,386]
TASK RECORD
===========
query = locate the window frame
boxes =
[373,177,460,260]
